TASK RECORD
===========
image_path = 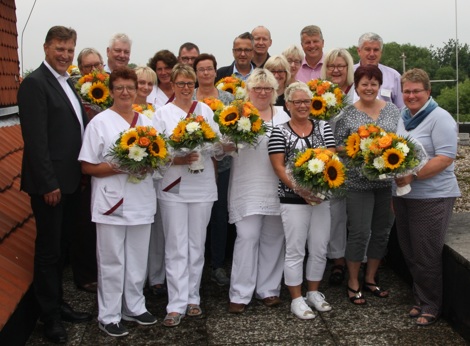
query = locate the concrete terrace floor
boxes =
[26,261,466,346]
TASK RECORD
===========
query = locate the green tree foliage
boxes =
[128,63,137,69]
[436,78,470,120]
[430,39,470,79]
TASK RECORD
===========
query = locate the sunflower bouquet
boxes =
[168,114,219,173]
[213,99,266,149]
[75,70,113,110]
[108,125,170,183]
[289,148,346,202]
[306,79,347,121]
[132,103,155,119]
[344,123,386,165]
[201,97,225,112]
[215,75,246,100]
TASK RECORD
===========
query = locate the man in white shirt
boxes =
[104,33,132,73]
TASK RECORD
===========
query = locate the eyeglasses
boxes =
[269,70,287,75]
[251,87,274,93]
[180,57,197,63]
[114,85,136,93]
[81,63,102,70]
[287,59,302,66]
[196,67,215,73]
[403,89,426,95]
[326,65,347,71]
[232,48,253,54]
[174,81,195,88]
[288,99,311,107]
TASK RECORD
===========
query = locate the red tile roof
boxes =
[0,0,21,107]
[0,122,35,331]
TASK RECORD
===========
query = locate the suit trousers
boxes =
[159,200,213,314]
[30,189,80,322]
[96,223,151,324]
[147,204,166,286]
[281,202,331,285]
[229,214,285,304]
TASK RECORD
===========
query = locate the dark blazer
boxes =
[216,61,256,84]
[18,63,88,195]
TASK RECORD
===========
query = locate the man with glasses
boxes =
[77,48,104,76]
[104,33,132,73]
[251,26,272,68]
[354,32,404,108]
[296,25,325,83]
[178,42,200,66]
[216,32,256,82]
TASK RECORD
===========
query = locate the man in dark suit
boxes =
[18,26,92,344]
[216,32,256,82]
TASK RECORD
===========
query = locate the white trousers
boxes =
[280,202,330,286]
[96,223,151,324]
[147,203,166,286]
[159,200,213,314]
[327,197,347,259]
[229,214,285,304]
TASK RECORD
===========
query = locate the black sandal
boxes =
[329,265,345,285]
[409,306,421,318]
[416,313,438,326]
[347,286,367,305]
[363,282,389,298]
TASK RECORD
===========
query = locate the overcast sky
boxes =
[16,0,469,73]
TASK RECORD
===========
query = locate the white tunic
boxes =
[228,107,290,223]
[153,102,219,203]
[78,109,157,225]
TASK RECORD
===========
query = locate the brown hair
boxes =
[354,65,383,86]
[109,67,138,90]
[45,26,77,45]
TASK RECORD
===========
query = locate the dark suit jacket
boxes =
[18,63,88,195]
[216,61,256,84]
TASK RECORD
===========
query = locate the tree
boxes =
[436,78,470,120]
[430,39,470,80]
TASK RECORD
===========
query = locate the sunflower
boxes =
[219,106,240,126]
[120,129,139,150]
[201,122,217,139]
[171,122,186,142]
[220,82,237,95]
[316,152,330,162]
[345,133,361,158]
[324,159,345,188]
[149,136,167,158]
[251,118,262,132]
[310,96,327,117]
[383,148,405,170]
[295,149,314,167]
[88,82,109,104]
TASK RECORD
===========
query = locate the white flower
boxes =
[186,122,200,134]
[396,142,410,155]
[235,87,246,100]
[143,109,154,119]
[373,156,385,170]
[80,82,92,96]
[322,92,337,107]
[128,145,148,162]
[216,83,224,91]
[360,137,373,151]
[307,158,325,174]
[237,117,251,132]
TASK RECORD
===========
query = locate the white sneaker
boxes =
[306,291,332,312]
[291,298,316,320]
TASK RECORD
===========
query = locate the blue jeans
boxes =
[210,169,230,269]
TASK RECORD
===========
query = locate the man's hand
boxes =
[44,188,61,206]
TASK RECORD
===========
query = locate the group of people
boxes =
[18,23,460,343]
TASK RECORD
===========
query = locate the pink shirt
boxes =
[296,54,324,83]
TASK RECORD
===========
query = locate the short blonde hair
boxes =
[320,48,354,86]
[401,68,431,91]
[134,66,157,84]
[245,68,279,105]
[282,45,304,62]
[171,63,196,82]
[264,55,291,89]
[284,81,312,101]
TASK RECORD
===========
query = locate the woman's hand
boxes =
[173,152,200,165]
[395,174,414,187]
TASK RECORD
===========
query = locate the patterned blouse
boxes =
[334,102,400,191]
[268,119,335,204]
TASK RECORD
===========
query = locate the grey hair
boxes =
[245,68,279,105]
[108,33,132,49]
[300,25,323,40]
[282,45,304,62]
[284,81,312,101]
[358,32,383,50]
[77,48,103,67]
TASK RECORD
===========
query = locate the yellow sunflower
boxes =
[251,118,262,132]
[310,96,327,116]
[201,122,217,139]
[219,106,240,126]
[316,152,330,162]
[171,122,186,142]
[383,148,405,169]
[88,82,109,104]
[149,136,167,158]
[345,133,361,158]
[295,149,314,167]
[120,129,139,150]
[324,159,345,188]
[220,83,237,95]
